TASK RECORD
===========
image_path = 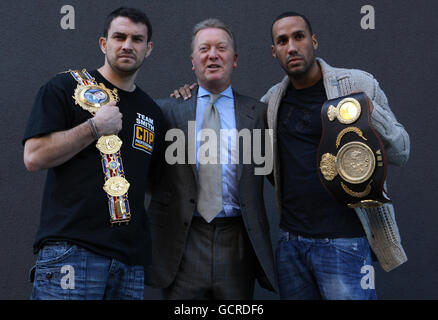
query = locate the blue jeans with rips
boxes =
[30,241,144,300]
[276,229,377,300]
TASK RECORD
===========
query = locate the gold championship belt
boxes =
[317,92,391,208]
[69,69,131,225]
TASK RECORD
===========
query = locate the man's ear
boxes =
[233,53,238,68]
[99,37,107,55]
[271,45,277,59]
[145,41,154,58]
[190,55,195,71]
[312,34,318,51]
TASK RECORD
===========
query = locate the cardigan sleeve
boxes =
[369,78,410,166]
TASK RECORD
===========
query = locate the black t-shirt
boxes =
[23,70,165,266]
[277,79,365,238]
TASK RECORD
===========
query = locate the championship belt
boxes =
[317,92,391,208]
[69,69,131,225]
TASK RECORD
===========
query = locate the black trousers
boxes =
[162,216,257,300]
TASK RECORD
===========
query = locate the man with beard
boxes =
[262,12,409,299]
[23,7,165,299]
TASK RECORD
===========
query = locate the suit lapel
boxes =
[174,89,198,180]
[233,91,256,181]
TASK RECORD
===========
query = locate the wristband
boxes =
[87,118,100,140]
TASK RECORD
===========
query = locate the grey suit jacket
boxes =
[145,89,277,292]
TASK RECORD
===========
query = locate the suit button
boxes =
[189,198,195,204]
[184,222,189,227]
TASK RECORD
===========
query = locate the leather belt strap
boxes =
[317,92,391,208]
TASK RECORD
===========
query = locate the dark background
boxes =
[0,0,436,299]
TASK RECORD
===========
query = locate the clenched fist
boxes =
[93,101,123,136]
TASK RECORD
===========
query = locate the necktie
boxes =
[197,94,223,223]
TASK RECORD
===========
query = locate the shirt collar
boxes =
[197,85,233,99]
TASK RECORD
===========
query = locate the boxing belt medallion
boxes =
[317,92,391,208]
[68,69,131,225]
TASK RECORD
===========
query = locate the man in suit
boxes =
[145,18,277,299]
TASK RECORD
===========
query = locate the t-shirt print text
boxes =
[132,113,155,154]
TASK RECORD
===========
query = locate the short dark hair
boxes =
[103,7,153,42]
[271,11,313,43]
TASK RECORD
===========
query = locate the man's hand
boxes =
[170,83,198,100]
[23,101,124,172]
[93,101,123,136]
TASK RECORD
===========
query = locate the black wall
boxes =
[0,0,437,299]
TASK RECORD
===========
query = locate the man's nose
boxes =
[287,39,298,54]
[122,38,133,51]
[208,47,218,59]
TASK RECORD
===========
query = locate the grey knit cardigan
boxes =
[261,58,410,272]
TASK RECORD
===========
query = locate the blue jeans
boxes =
[30,241,144,300]
[276,229,377,300]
